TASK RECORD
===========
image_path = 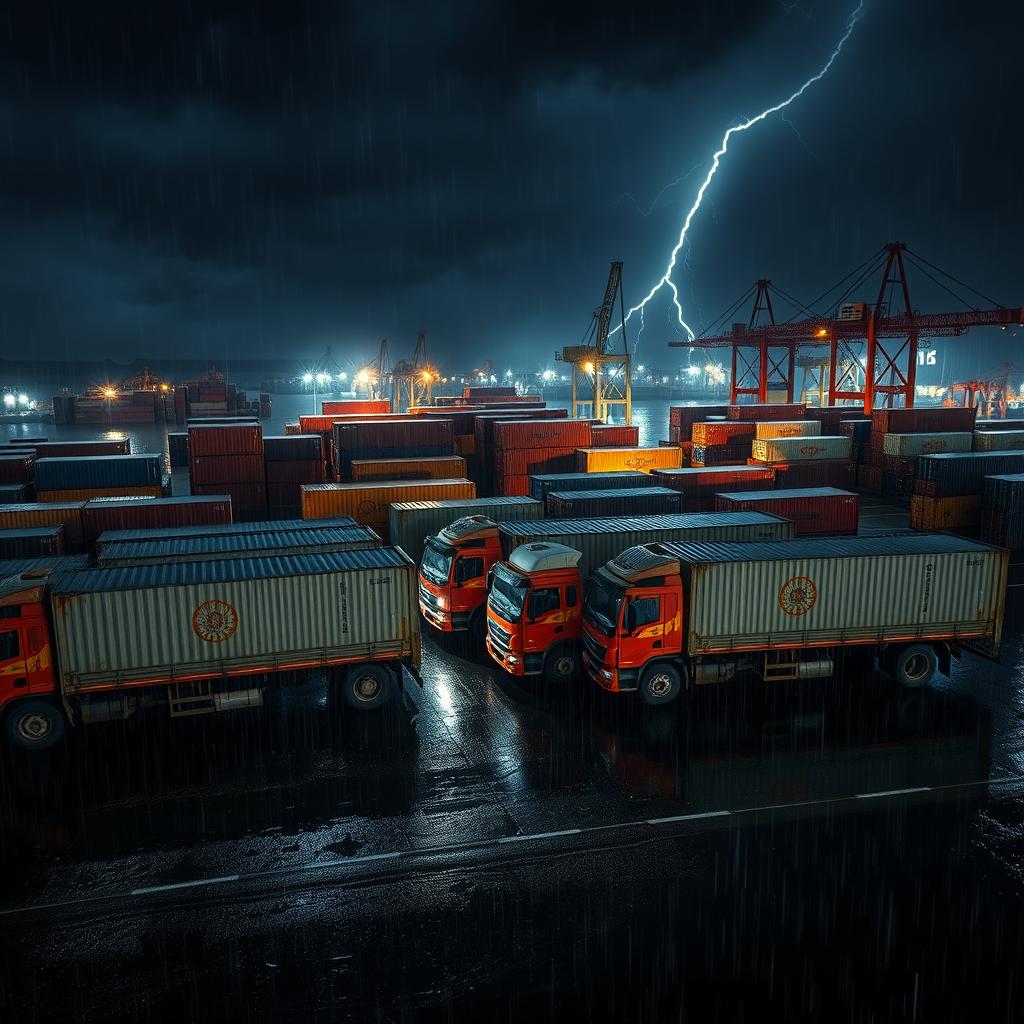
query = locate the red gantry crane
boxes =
[673,242,1024,413]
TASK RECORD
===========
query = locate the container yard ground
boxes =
[0,514,1022,1021]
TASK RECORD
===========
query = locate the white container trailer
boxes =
[0,547,420,752]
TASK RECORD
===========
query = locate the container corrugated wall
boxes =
[750,436,851,463]
[675,537,1006,653]
[714,487,859,536]
[301,479,476,527]
[35,455,164,491]
[0,502,87,552]
[39,485,167,502]
[350,455,467,482]
[96,525,381,566]
[51,549,420,689]
[96,516,357,548]
[500,512,794,579]
[882,432,973,457]
[973,430,1024,452]
[576,447,683,474]
[388,496,543,563]
[546,487,682,518]
[529,472,651,501]
[754,420,822,440]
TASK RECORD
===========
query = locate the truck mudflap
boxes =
[960,637,1001,664]
[403,658,426,688]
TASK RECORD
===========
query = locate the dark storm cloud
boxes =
[0,1,1021,373]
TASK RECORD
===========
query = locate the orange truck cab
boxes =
[418,516,502,639]
[484,542,583,683]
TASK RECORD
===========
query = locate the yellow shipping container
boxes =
[301,478,477,526]
[909,494,981,531]
[575,447,682,474]
[754,420,822,440]
[37,486,166,502]
[0,501,87,552]
[455,434,475,456]
[350,455,467,483]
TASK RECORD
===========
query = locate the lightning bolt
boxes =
[614,0,865,342]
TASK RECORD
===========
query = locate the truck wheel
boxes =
[342,665,393,710]
[4,700,67,751]
[892,644,938,689]
[639,663,683,706]
[543,645,578,684]
[469,610,486,653]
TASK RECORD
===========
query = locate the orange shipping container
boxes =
[350,455,467,482]
[0,501,87,552]
[455,434,475,456]
[301,478,476,526]
[909,494,982,531]
[575,447,682,474]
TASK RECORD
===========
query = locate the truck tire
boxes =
[639,663,684,706]
[342,664,393,710]
[892,644,938,689]
[4,699,67,751]
[543,644,578,684]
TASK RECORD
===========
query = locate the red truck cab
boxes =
[581,547,685,704]
[484,542,583,683]
[417,516,501,640]
[0,578,61,747]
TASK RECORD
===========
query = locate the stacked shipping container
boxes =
[493,419,592,496]
[980,474,1024,548]
[332,418,454,481]
[263,434,326,519]
[715,487,859,536]
[652,465,776,512]
[189,423,266,520]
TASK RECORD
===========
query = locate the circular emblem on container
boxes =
[778,576,817,617]
[192,600,239,643]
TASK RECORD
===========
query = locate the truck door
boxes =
[454,555,486,595]
[618,591,680,673]
[0,625,29,705]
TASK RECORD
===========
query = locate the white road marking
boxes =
[645,810,731,825]
[854,787,930,800]
[130,874,240,896]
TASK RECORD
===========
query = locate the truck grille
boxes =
[418,583,440,609]
[581,629,607,667]
[487,617,512,657]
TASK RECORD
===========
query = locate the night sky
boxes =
[1,1,1021,377]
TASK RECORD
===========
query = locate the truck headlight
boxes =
[507,655,519,665]
[436,595,447,610]
[600,669,613,680]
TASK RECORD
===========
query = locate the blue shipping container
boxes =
[35,454,165,492]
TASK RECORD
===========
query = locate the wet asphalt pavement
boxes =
[1,499,1023,1022]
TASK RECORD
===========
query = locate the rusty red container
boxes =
[192,482,266,521]
[669,405,729,431]
[492,419,593,451]
[495,446,578,479]
[715,487,859,536]
[188,423,263,457]
[808,406,867,434]
[190,454,266,486]
[31,439,131,457]
[81,495,233,549]
[691,421,755,447]
[321,400,391,415]
[590,425,640,447]
[652,465,776,496]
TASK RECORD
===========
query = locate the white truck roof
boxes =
[508,542,582,574]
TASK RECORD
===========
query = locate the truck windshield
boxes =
[489,565,528,622]
[584,575,625,637]
[420,538,454,585]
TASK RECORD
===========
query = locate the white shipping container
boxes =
[754,420,822,440]
[750,436,851,463]
[973,430,1024,452]
[51,548,420,691]
[658,535,1006,654]
[389,496,543,563]
[882,432,973,458]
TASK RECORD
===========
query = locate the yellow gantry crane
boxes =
[392,332,435,411]
[557,261,632,423]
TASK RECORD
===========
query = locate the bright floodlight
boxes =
[2,394,15,409]
[316,372,330,385]
[421,370,432,382]
[356,370,370,385]
[18,393,31,405]
[338,372,348,381]
[302,372,314,385]
[686,365,701,376]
